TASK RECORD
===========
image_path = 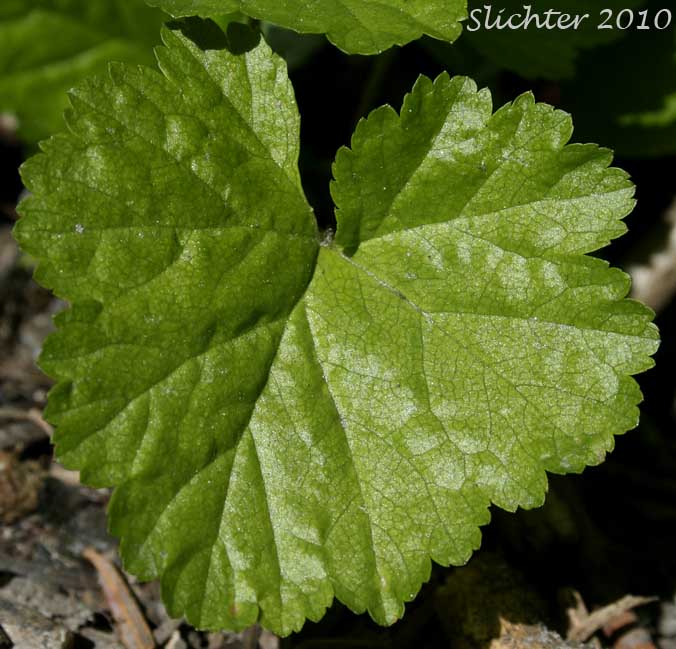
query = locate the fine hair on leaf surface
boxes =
[14,17,659,638]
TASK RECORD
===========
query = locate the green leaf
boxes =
[15,19,658,637]
[464,0,645,79]
[0,0,166,143]
[146,0,466,54]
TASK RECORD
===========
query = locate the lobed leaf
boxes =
[15,19,658,637]
[146,0,466,54]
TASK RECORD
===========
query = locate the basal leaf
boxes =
[146,0,466,54]
[15,19,658,637]
[0,0,165,142]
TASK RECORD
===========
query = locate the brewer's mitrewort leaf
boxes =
[146,0,466,54]
[0,0,165,142]
[16,19,658,637]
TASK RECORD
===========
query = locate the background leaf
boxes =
[464,0,645,80]
[561,4,676,157]
[0,0,166,143]
[146,0,466,54]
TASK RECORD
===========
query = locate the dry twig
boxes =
[0,406,53,437]
[631,198,676,312]
[567,592,656,643]
[83,547,156,649]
